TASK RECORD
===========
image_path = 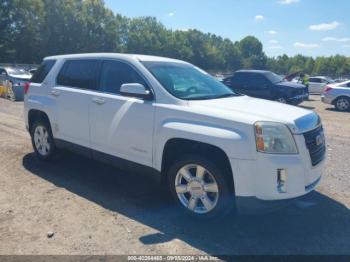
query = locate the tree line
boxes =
[1,0,350,77]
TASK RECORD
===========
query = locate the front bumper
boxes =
[321,95,333,105]
[235,180,319,214]
[288,94,309,105]
[229,134,325,203]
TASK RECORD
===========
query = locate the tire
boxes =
[30,119,56,161]
[167,155,235,219]
[276,97,287,104]
[334,97,350,112]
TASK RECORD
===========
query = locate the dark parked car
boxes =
[223,70,309,105]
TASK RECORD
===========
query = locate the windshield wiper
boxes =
[213,93,241,99]
[185,93,240,101]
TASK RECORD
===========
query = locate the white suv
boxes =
[24,53,326,218]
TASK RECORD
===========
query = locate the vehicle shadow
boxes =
[299,105,315,110]
[325,108,350,113]
[23,152,350,255]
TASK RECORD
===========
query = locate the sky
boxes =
[104,0,350,57]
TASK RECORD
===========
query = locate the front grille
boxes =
[293,89,304,96]
[303,125,326,166]
[293,87,308,96]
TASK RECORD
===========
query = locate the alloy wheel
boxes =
[276,97,287,104]
[336,98,350,111]
[34,125,51,156]
[175,164,219,214]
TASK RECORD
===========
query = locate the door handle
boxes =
[92,97,106,105]
[50,90,60,97]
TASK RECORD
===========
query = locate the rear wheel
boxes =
[30,120,56,161]
[167,155,234,219]
[335,97,350,111]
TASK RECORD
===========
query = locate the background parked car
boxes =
[308,76,334,94]
[222,70,309,105]
[0,67,31,101]
[29,68,37,76]
[322,80,350,111]
[334,78,349,83]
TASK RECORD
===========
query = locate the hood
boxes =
[276,81,306,89]
[189,96,319,134]
[284,71,302,81]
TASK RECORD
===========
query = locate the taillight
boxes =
[24,82,30,95]
[324,86,333,93]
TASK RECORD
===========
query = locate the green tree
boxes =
[238,36,266,69]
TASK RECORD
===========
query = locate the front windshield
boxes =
[265,72,284,84]
[6,68,30,76]
[142,61,238,100]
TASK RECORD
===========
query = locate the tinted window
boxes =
[310,78,321,83]
[31,60,56,83]
[0,69,6,82]
[57,59,99,90]
[231,73,247,85]
[99,60,146,94]
[264,72,283,84]
[347,82,350,87]
[247,74,268,88]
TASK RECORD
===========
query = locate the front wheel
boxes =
[30,120,56,161]
[276,97,287,104]
[335,97,350,112]
[167,155,234,219]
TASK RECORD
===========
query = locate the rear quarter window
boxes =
[31,60,56,83]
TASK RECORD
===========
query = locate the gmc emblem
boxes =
[316,131,325,146]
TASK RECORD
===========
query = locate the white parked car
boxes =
[322,80,350,111]
[24,54,326,218]
[309,76,334,94]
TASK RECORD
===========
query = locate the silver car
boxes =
[0,67,32,101]
[321,80,350,111]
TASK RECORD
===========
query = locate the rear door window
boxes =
[247,74,268,89]
[57,59,99,90]
[31,60,56,83]
[232,73,244,83]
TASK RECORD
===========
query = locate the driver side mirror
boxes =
[120,83,153,100]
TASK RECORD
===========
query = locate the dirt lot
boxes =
[0,96,349,255]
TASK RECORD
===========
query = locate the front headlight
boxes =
[254,122,298,154]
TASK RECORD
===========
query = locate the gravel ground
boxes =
[0,95,349,255]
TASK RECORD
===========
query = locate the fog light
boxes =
[277,169,287,193]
